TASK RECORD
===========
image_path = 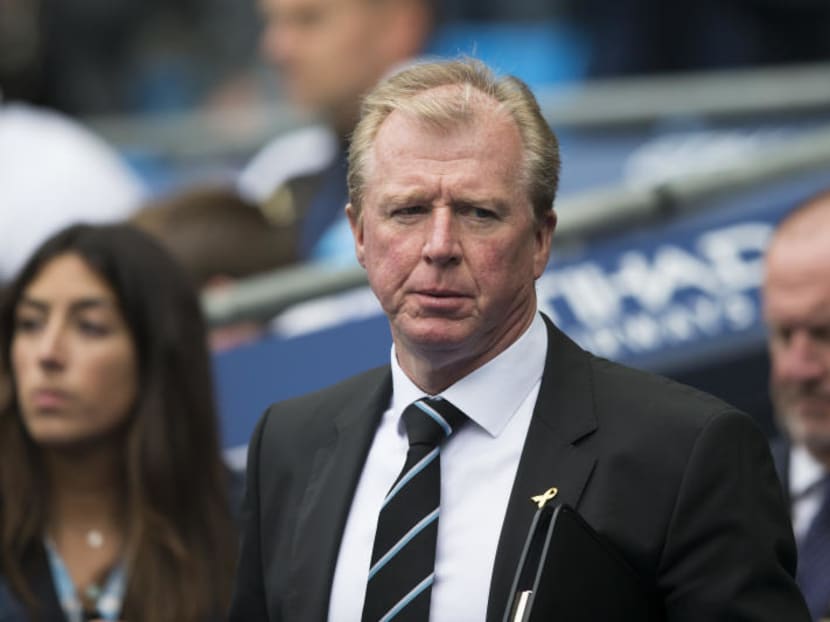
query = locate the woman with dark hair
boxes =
[0,223,237,621]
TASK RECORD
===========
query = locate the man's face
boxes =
[260,0,392,118]
[348,94,555,386]
[764,223,830,461]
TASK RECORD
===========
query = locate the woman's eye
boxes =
[77,319,111,337]
[13,315,42,333]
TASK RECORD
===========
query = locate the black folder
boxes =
[503,504,665,622]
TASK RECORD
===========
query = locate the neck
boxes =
[44,442,125,533]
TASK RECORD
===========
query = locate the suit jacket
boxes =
[770,439,791,506]
[230,316,809,621]
[771,440,830,621]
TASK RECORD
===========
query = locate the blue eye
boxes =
[473,207,495,219]
[458,204,496,220]
[391,205,427,220]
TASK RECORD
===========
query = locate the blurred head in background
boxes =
[0,223,237,621]
[259,0,434,135]
[763,190,830,466]
[0,103,146,285]
[131,183,296,350]
[132,183,296,289]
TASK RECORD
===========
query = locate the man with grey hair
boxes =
[230,59,808,621]
[764,190,830,621]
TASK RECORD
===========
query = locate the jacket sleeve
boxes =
[228,411,273,621]
[657,410,809,621]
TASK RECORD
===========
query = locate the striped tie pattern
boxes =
[361,397,467,622]
[797,476,830,621]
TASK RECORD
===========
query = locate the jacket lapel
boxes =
[486,317,599,622]
[769,439,791,508]
[286,369,392,621]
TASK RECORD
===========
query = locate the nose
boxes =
[36,322,67,372]
[774,329,826,385]
[422,208,461,266]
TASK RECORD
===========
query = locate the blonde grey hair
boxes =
[347,58,561,222]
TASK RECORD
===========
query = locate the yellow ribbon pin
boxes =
[531,487,559,509]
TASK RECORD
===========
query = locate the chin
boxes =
[28,430,92,449]
[782,408,830,452]
[26,422,122,452]
[800,419,830,451]
[399,322,473,351]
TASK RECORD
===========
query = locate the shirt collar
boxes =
[790,444,829,499]
[390,312,548,438]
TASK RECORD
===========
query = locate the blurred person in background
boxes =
[0,0,260,115]
[764,190,830,621]
[0,100,146,284]
[238,0,435,265]
[0,224,238,621]
[131,183,297,351]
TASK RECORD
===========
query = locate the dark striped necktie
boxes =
[361,397,468,622]
[797,475,830,620]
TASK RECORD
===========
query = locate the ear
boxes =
[346,203,366,267]
[533,209,557,279]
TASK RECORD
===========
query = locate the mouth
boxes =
[410,289,471,314]
[30,389,72,411]
[416,288,467,298]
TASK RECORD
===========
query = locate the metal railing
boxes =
[91,62,830,158]
[202,121,830,327]
[82,62,830,326]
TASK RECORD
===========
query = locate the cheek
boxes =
[10,340,34,392]
[769,355,785,383]
[84,348,138,424]
[364,224,413,268]
[363,232,418,300]
[476,239,534,287]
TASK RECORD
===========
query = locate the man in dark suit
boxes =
[764,190,830,621]
[230,58,809,621]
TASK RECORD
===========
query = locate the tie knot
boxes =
[402,397,467,447]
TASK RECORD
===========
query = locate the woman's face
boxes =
[11,253,138,448]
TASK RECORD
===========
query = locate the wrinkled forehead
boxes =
[365,85,515,165]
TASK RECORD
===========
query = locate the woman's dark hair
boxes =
[0,223,236,621]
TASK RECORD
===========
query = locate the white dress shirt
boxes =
[789,444,829,541]
[329,312,548,621]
